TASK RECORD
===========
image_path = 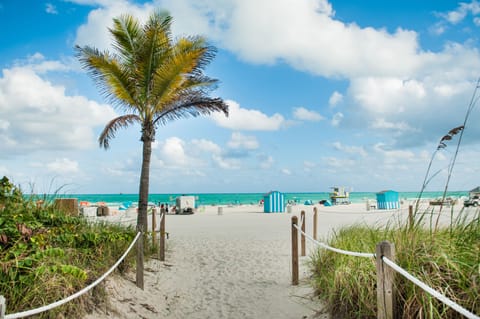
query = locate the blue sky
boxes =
[1,0,480,194]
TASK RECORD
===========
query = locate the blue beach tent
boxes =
[263,191,285,213]
[376,190,400,210]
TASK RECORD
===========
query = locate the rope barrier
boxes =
[5,232,142,319]
[382,256,480,319]
[292,214,479,318]
[293,223,375,258]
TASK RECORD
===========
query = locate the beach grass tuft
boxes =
[309,207,480,318]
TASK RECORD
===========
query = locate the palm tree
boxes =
[76,11,228,287]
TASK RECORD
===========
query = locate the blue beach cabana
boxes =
[263,191,285,213]
[376,190,400,210]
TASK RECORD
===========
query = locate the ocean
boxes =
[56,191,469,207]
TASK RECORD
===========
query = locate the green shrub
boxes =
[0,179,138,318]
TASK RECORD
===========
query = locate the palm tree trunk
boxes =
[136,134,152,290]
[138,137,152,233]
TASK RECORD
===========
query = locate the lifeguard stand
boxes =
[329,186,350,205]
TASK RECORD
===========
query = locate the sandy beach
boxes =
[83,201,464,319]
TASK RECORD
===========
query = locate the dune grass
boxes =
[0,177,139,318]
[309,207,480,318]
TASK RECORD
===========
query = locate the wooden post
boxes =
[152,207,157,247]
[136,232,144,289]
[376,241,396,319]
[160,208,166,261]
[0,295,5,319]
[301,210,306,256]
[313,207,318,240]
[408,205,414,229]
[291,216,299,285]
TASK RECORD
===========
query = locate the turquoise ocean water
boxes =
[57,191,469,207]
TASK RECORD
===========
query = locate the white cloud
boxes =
[281,168,291,175]
[331,112,344,127]
[46,3,58,14]
[227,132,259,150]
[373,143,417,164]
[328,91,343,107]
[212,154,241,169]
[47,158,79,174]
[332,142,367,157]
[0,60,116,156]
[191,139,221,154]
[350,77,427,115]
[324,156,355,169]
[211,100,285,131]
[369,118,418,133]
[73,0,424,78]
[157,137,189,167]
[440,1,480,24]
[292,107,324,121]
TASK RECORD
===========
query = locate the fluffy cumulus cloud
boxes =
[153,136,251,171]
[73,0,421,77]
[156,137,190,167]
[0,57,117,157]
[440,1,480,24]
[292,107,324,121]
[328,91,343,108]
[332,142,367,157]
[211,100,285,131]
[45,3,58,14]
[46,158,80,174]
[227,132,259,150]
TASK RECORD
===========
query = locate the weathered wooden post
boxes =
[136,232,144,289]
[291,216,299,285]
[160,207,166,261]
[376,241,396,319]
[0,295,5,319]
[152,207,157,247]
[301,210,306,256]
[313,207,318,240]
[408,205,414,229]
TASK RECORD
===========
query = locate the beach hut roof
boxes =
[376,189,397,194]
[264,190,282,196]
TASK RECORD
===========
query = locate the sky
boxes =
[1,0,480,194]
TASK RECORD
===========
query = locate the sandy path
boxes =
[85,206,328,319]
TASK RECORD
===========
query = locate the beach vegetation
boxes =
[75,11,228,238]
[309,207,480,318]
[0,176,138,318]
[310,81,480,318]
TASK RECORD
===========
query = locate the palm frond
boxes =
[153,96,228,126]
[75,45,138,110]
[109,14,141,65]
[99,114,141,149]
[137,12,172,110]
[150,41,218,111]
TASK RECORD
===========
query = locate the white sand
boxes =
[83,201,466,319]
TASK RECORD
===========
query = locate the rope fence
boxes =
[0,208,169,319]
[291,208,479,319]
[1,232,141,319]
